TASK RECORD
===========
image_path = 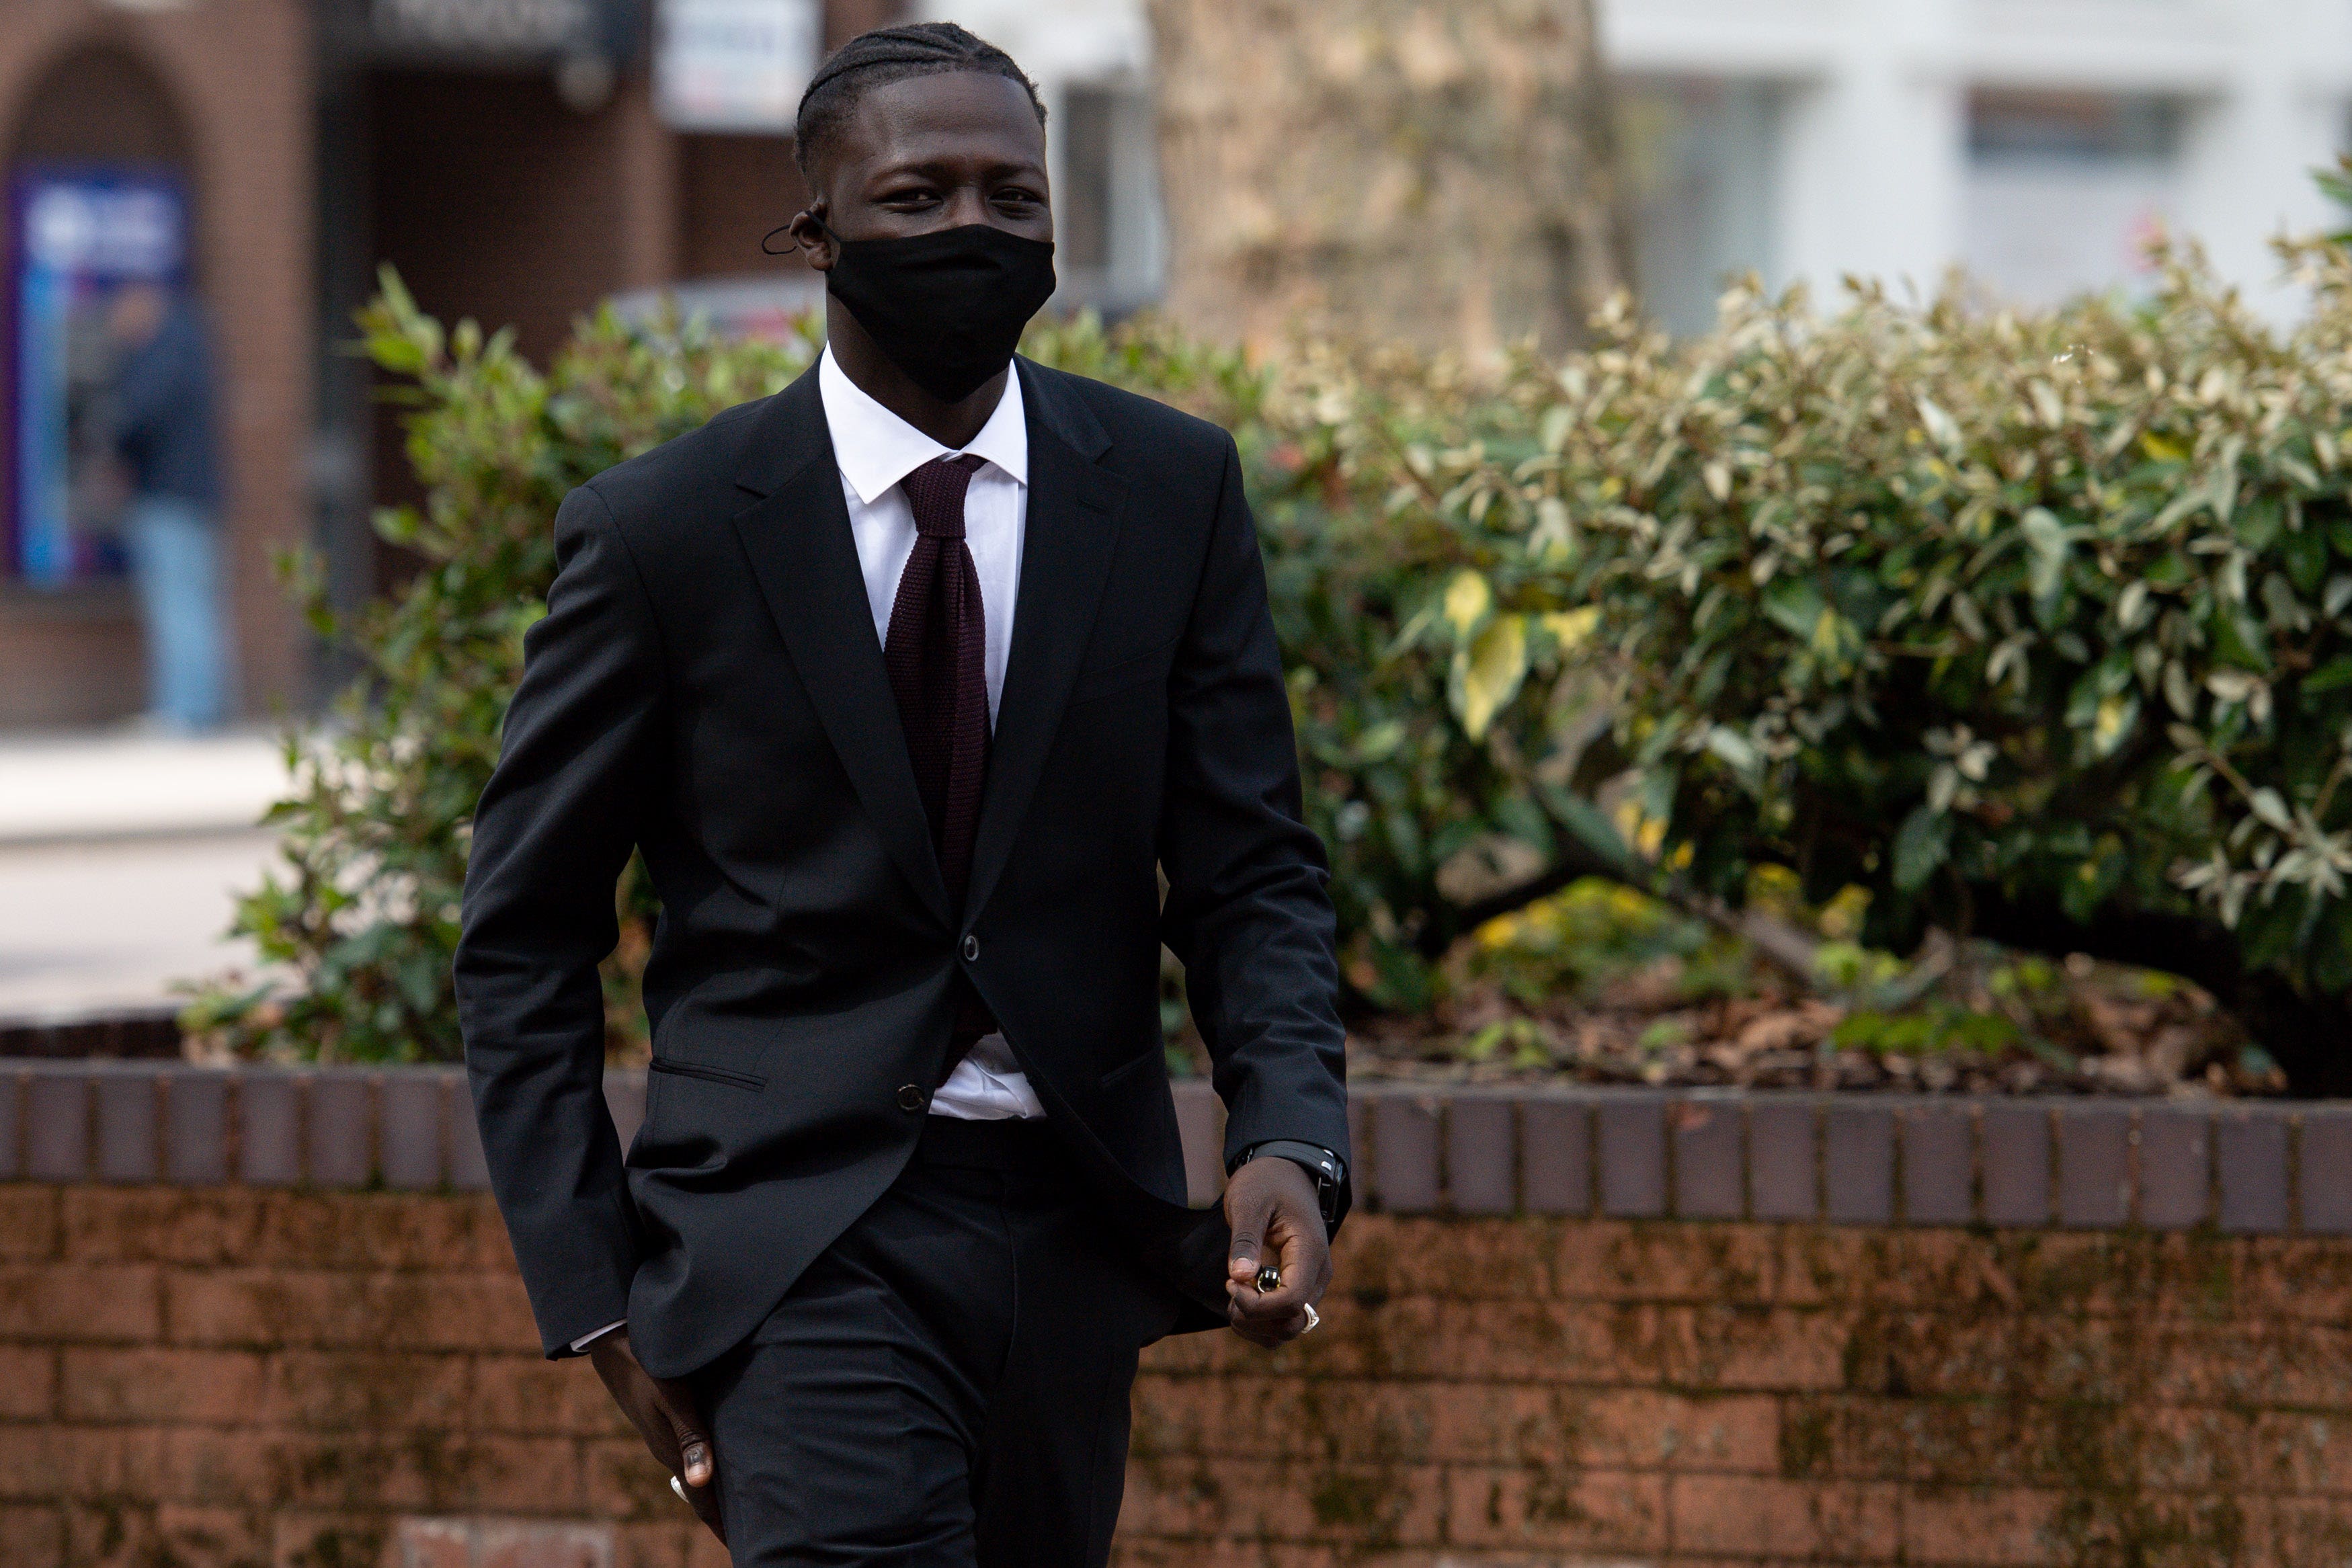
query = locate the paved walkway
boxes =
[0,728,288,844]
[0,729,289,1019]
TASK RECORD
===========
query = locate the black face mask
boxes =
[821,222,1057,404]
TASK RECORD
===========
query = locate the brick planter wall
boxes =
[1,1061,2348,1566]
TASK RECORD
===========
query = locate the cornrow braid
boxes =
[794,22,1045,179]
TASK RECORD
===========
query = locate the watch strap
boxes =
[1230,1139,1346,1225]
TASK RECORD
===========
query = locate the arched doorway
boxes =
[1,40,196,724]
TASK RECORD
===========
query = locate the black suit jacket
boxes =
[456,358,1351,1377]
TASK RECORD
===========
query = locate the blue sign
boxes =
[6,167,188,587]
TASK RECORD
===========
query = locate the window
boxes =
[1963,90,2185,308]
[1616,77,1781,337]
[1052,80,1163,318]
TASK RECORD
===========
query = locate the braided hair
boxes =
[795,22,1045,178]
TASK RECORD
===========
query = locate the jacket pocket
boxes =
[647,1057,768,1092]
[1098,1045,1166,1090]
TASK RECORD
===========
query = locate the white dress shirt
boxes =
[568,353,1051,1354]
[819,348,1047,1124]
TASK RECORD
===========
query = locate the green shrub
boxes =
[196,245,2352,1094]
[1282,240,2352,1094]
[185,272,814,1062]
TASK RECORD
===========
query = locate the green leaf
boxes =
[1449,614,1529,740]
[1892,805,1951,893]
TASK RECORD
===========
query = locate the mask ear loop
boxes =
[762,214,840,256]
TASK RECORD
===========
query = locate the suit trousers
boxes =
[693,1115,1186,1566]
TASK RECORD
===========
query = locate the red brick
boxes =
[1121,1455,1446,1544]
[251,1192,508,1272]
[0,1346,55,1419]
[1111,1546,1336,1568]
[2252,1411,2352,1495]
[397,1516,472,1568]
[433,1436,588,1516]
[60,1188,266,1265]
[1652,1304,1847,1391]
[157,1424,282,1508]
[65,1499,157,1567]
[265,1350,471,1432]
[0,1423,169,1499]
[612,1521,696,1568]
[581,1435,688,1522]
[1902,1485,2066,1565]
[1331,1216,1555,1303]
[165,1268,537,1352]
[0,1188,58,1262]
[270,1512,399,1568]
[682,1528,731,1568]
[0,1505,64,1568]
[2246,1494,2352,1565]
[1667,1473,1900,1558]
[1559,1221,1789,1305]
[155,1504,271,1567]
[1441,1464,1665,1554]
[1368,1091,1441,1214]
[469,1354,631,1437]
[477,1518,615,1568]
[0,1264,161,1344]
[60,1348,264,1425]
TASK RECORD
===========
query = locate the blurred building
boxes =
[0,0,885,729]
[1611,0,2352,333]
[938,0,2352,335]
[5,0,2347,728]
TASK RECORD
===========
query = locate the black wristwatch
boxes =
[1229,1140,1346,1227]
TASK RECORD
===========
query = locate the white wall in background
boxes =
[893,0,2352,323]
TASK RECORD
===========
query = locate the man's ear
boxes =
[786,204,836,272]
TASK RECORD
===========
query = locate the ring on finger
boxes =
[670,1475,690,1505]
[1301,1302,1321,1333]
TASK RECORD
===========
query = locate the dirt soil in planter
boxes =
[1342,934,2288,1100]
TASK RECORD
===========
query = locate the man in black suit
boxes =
[456,22,1351,1567]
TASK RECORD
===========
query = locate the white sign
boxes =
[373,0,595,56]
[655,0,821,134]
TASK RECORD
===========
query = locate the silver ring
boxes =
[671,1475,690,1505]
[1301,1301,1321,1333]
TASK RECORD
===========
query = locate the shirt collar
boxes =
[818,347,1028,507]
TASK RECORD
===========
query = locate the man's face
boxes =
[803,71,1053,252]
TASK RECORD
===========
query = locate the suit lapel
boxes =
[729,368,951,926]
[965,360,1128,925]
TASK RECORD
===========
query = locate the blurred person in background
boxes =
[107,278,228,733]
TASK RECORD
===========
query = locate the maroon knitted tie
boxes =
[886,454,998,1058]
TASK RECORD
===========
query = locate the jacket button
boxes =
[897,1083,928,1112]
[962,934,980,962]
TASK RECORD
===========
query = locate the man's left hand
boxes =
[1223,1155,1332,1347]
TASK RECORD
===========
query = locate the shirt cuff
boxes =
[570,1319,626,1353]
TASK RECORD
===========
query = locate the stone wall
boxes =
[1,1061,2347,1567]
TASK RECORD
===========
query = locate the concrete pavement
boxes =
[0,729,288,1020]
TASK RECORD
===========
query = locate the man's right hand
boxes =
[588,1329,724,1544]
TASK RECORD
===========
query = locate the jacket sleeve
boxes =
[456,483,662,1356]
[1157,433,1352,1212]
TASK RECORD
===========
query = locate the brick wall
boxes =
[0,0,315,725]
[1,1062,2348,1567]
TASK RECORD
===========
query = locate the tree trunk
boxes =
[1145,0,1632,356]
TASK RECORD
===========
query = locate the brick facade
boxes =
[0,0,315,727]
[0,1063,2347,1566]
